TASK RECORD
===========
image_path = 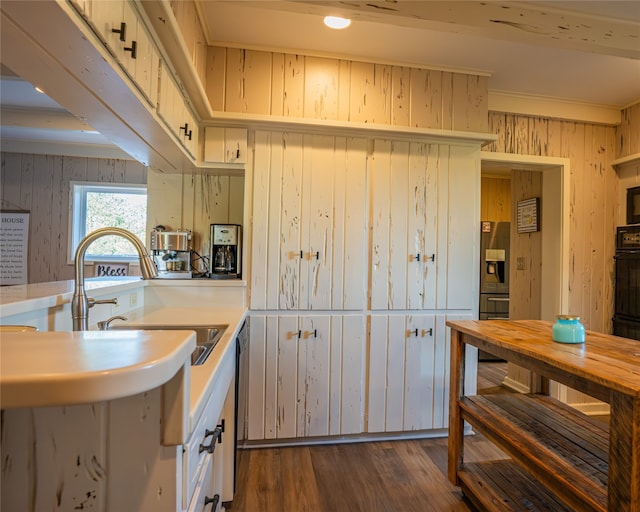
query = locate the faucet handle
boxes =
[87,297,118,308]
[97,315,128,331]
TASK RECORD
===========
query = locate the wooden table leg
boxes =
[608,393,640,511]
[447,328,466,485]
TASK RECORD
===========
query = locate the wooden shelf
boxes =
[459,460,576,512]
[459,393,608,512]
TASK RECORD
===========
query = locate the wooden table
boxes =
[447,320,640,512]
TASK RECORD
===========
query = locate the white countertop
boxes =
[0,278,247,434]
[0,330,196,408]
[0,277,246,319]
[120,306,248,427]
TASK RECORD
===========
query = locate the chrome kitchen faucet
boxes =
[72,227,157,331]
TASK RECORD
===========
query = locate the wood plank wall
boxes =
[146,169,244,275]
[509,171,542,322]
[205,47,488,133]
[0,152,146,284]
[485,113,617,335]
[480,177,511,222]
[616,102,640,159]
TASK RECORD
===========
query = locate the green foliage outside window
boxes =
[84,191,147,257]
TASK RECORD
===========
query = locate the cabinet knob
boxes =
[124,40,137,59]
[111,22,126,42]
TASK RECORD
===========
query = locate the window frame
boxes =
[68,181,148,264]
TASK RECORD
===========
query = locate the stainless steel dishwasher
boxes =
[234,319,249,494]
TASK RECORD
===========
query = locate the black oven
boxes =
[613,225,640,340]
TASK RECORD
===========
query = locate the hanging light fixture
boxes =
[324,16,351,29]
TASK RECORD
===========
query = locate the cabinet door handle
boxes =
[204,494,220,511]
[306,329,317,338]
[199,420,224,454]
[310,251,320,260]
[124,40,137,59]
[415,253,421,262]
[424,328,433,337]
[180,123,189,134]
[111,22,126,42]
[186,130,193,141]
[236,147,241,159]
[429,254,435,262]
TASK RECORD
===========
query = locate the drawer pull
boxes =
[199,420,225,454]
[204,494,220,511]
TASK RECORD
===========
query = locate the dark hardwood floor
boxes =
[230,362,509,512]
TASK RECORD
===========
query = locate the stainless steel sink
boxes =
[108,324,228,366]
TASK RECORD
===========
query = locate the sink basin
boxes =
[108,324,228,366]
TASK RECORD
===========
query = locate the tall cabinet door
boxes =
[251,131,368,311]
[370,142,479,311]
[370,140,439,310]
[247,314,366,440]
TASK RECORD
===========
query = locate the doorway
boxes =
[478,152,570,392]
[481,152,570,320]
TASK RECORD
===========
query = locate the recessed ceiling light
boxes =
[34,86,46,94]
[324,16,351,29]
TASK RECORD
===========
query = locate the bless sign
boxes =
[95,262,128,277]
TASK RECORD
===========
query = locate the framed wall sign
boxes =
[1,210,30,285]
[517,197,540,233]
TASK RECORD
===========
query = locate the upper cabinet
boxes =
[204,127,248,165]
[158,63,198,159]
[73,0,159,107]
[250,131,369,311]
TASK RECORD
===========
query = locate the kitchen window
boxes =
[69,182,147,263]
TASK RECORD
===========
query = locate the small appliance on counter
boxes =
[210,224,241,279]
[150,227,192,279]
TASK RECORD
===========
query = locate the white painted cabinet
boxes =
[1,366,236,512]
[368,313,475,433]
[204,127,248,164]
[158,62,199,158]
[247,314,366,440]
[79,0,159,106]
[250,131,368,311]
[370,141,479,311]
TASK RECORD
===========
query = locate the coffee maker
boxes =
[150,228,192,279]
[210,224,241,279]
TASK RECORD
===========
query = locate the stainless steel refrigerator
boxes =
[479,221,510,360]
